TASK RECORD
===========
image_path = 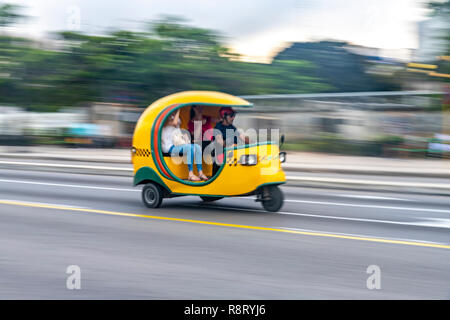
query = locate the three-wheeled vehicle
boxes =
[131,91,286,212]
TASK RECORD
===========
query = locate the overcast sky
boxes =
[6,0,431,61]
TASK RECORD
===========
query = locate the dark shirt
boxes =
[214,122,238,147]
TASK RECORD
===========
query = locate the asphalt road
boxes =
[0,168,449,299]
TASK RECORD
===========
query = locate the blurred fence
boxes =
[235,90,450,158]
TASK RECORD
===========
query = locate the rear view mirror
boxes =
[280,134,285,148]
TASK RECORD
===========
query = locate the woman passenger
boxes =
[161,109,208,181]
[188,104,214,149]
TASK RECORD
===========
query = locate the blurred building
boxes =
[0,106,88,145]
[0,102,145,148]
[89,102,144,147]
[414,15,448,63]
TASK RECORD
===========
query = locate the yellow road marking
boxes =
[1,199,449,250]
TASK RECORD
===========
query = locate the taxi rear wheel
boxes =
[200,196,224,202]
[261,185,284,212]
[142,183,163,208]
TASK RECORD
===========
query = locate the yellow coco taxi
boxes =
[131,91,286,212]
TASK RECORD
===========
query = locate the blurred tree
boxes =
[428,0,450,17]
[273,41,400,92]
[48,17,331,107]
[0,3,24,27]
[0,2,28,105]
[0,5,398,111]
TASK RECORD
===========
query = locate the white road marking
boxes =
[193,204,450,229]
[1,160,450,190]
[412,218,450,229]
[242,194,415,202]
[280,199,450,214]
[239,196,449,214]
[277,227,447,246]
[0,199,89,209]
[1,178,449,228]
[277,211,450,229]
[0,178,139,192]
[333,194,415,201]
[1,198,449,249]
[0,160,131,171]
[287,176,450,189]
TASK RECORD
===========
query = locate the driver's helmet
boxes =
[219,107,236,119]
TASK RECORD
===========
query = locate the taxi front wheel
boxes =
[261,185,284,212]
[142,183,163,208]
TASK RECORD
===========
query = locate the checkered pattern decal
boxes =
[135,148,151,157]
[225,151,236,166]
[227,158,237,166]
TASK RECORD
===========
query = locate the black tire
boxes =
[142,183,163,208]
[200,196,224,203]
[261,185,284,212]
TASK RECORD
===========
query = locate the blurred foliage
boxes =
[274,41,400,92]
[0,3,24,27]
[428,0,450,18]
[0,5,332,110]
[0,4,400,111]
[373,134,404,145]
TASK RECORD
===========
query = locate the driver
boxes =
[211,107,249,174]
[214,107,249,148]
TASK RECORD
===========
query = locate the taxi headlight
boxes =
[279,152,286,163]
[239,154,258,166]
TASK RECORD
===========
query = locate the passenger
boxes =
[188,104,215,150]
[161,109,208,181]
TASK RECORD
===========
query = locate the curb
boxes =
[282,163,450,179]
[286,176,450,196]
[0,152,131,164]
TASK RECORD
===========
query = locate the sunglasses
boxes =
[224,112,236,118]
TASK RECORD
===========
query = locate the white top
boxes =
[161,125,177,153]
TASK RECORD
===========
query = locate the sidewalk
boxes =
[0,146,131,163]
[283,152,450,178]
[0,145,449,178]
